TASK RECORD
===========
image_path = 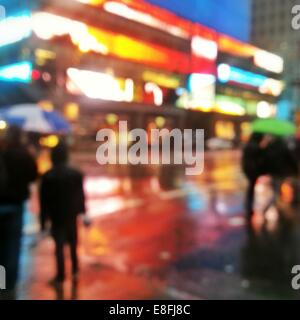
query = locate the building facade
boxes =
[0,0,284,148]
[251,0,300,119]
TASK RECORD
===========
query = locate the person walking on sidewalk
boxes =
[39,142,89,285]
[242,133,265,219]
[0,126,38,299]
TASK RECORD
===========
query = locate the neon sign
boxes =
[144,82,163,106]
[66,67,134,102]
[217,64,284,96]
[72,0,283,76]
[74,0,192,39]
[32,12,195,74]
[191,36,218,61]
[189,74,215,111]
[142,71,182,89]
[0,13,32,48]
[103,1,189,39]
[218,35,257,58]
[254,50,284,74]
[0,61,32,83]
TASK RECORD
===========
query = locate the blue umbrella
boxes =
[0,104,71,133]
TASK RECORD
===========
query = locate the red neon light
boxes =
[217,34,257,57]
[32,69,41,80]
[34,12,214,74]
[76,0,261,60]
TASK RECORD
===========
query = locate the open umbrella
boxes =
[252,118,296,137]
[0,104,71,134]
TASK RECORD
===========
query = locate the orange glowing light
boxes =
[218,35,257,58]
[215,121,236,139]
[33,12,193,74]
[72,0,284,75]
[37,149,52,174]
[281,182,294,204]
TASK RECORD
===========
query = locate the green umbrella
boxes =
[252,118,296,137]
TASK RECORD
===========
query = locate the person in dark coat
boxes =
[264,137,298,179]
[39,142,87,284]
[242,133,265,218]
[0,126,38,298]
[262,137,298,213]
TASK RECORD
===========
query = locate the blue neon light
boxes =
[217,64,268,87]
[0,13,32,48]
[0,61,32,83]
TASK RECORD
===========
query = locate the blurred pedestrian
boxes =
[242,133,265,219]
[39,142,88,285]
[0,126,38,299]
[262,136,298,213]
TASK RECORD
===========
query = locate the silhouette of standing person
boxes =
[242,133,265,219]
[0,126,38,299]
[262,137,298,214]
[39,142,88,285]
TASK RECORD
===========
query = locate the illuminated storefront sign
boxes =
[144,82,163,106]
[215,96,246,116]
[258,78,284,97]
[218,36,284,74]
[66,67,134,102]
[215,102,245,116]
[103,1,189,39]
[32,12,195,74]
[72,0,283,77]
[35,49,57,66]
[215,95,255,116]
[217,64,284,96]
[142,71,182,89]
[74,0,192,39]
[215,95,276,117]
[177,74,215,111]
[0,61,32,83]
[218,35,257,58]
[32,13,109,54]
[191,36,218,61]
[66,67,183,106]
[0,13,32,48]
[254,50,284,74]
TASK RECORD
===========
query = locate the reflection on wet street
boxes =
[19,150,300,300]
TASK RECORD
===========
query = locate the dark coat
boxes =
[264,139,298,177]
[242,140,265,180]
[0,145,37,205]
[39,164,86,232]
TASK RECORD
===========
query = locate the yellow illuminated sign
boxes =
[142,71,181,89]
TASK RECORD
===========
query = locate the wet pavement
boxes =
[17,150,300,300]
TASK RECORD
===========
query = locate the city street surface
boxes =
[18,150,300,300]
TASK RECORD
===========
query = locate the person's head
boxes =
[51,141,69,166]
[249,132,264,144]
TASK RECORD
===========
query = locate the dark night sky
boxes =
[147,0,251,41]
